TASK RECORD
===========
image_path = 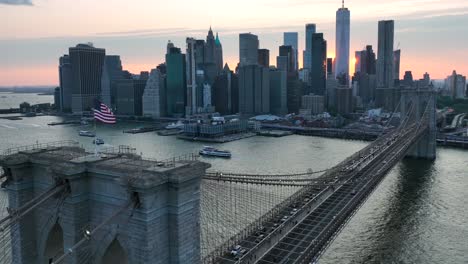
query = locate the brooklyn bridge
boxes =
[0,90,436,264]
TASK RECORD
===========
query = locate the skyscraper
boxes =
[303,24,316,70]
[58,55,72,112]
[69,43,106,113]
[258,49,270,67]
[269,69,288,115]
[239,33,259,66]
[335,1,350,84]
[393,49,401,83]
[238,65,270,115]
[101,55,123,108]
[166,46,186,117]
[143,68,166,118]
[377,20,395,88]
[310,33,327,96]
[279,45,295,74]
[284,32,299,71]
[213,64,238,115]
[215,33,223,73]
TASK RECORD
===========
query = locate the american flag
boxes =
[93,101,116,124]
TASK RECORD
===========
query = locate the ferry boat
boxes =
[93,138,104,145]
[79,130,96,137]
[166,121,184,130]
[199,146,232,158]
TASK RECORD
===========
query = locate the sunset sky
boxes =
[1,0,468,86]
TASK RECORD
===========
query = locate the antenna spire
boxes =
[342,0,344,8]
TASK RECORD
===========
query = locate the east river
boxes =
[0,95,467,263]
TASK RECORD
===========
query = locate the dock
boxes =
[157,129,183,136]
[48,120,81,126]
[257,130,293,137]
[178,132,256,143]
[123,125,165,134]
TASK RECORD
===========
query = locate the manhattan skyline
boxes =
[1,0,468,86]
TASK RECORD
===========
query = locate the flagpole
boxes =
[94,114,98,157]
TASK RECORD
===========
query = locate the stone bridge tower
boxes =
[0,143,209,264]
[400,89,437,160]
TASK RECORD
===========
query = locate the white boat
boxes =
[79,130,96,137]
[166,121,184,130]
[93,138,104,145]
[199,146,232,158]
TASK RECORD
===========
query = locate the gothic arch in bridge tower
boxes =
[100,238,129,264]
[43,222,64,264]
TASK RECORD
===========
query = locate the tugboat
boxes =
[199,146,232,158]
[93,138,104,145]
[79,130,96,137]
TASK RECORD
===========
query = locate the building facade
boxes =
[238,65,270,116]
[310,33,327,96]
[269,69,288,116]
[335,3,351,84]
[239,33,259,66]
[58,55,73,112]
[69,43,106,113]
[284,32,299,71]
[143,68,166,118]
[377,20,395,89]
[303,23,316,71]
[166,46,186,117]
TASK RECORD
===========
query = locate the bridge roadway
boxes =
[213,117,426,264]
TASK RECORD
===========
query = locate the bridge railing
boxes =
[0,140,79,158]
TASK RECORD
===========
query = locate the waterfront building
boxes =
[69,43,106,113]
[269,68,288,116]
[238,65,270,116]
[335,1,351,84]
[101,55,123,108]
[377,20,395,89]
[287,78,305,114]
[310,33,327,96]
[114,78,146,116]
[284,32,299,71]
[258,49,270,68]
[326,72,338,110]
[213,64,239,115]
[186,38,202,116]
[239,33,259,66]
[54,87,60,110]
[301,94,325,115]
[142,68,166,118]
[166,45,186,117]
[336,86,353,115]
[58,55,72,112]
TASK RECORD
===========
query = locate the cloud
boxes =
[0,0,33,5]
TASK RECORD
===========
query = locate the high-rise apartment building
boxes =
[335,1,351,84]
[69,43,106,113]
[284,32,299,71]
[239,33,259,66]
[377,20,395,88]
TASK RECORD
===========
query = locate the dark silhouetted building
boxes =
[239,33,259,66]
[69,43,106,113]
[101,55,123,108]
[310,33,327,96]
[279,45,295,74]
[269,69,288,115]
[166,46,186,117]
[303,23,316,71]
[258,49,270,67]
[213,64,239,115]
[284,32,299,71]
[238,65,270,116]
[58,55,73,112]
[377,20,395,88]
